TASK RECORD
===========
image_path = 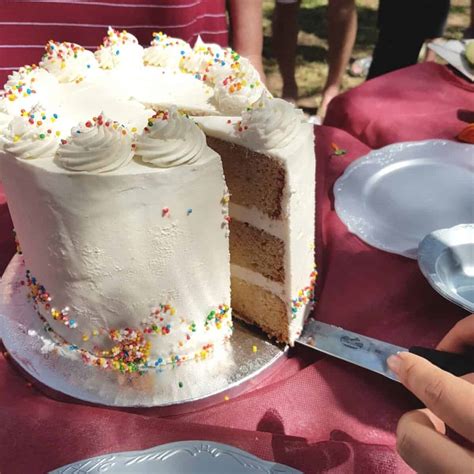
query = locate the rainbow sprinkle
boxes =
[291,267,318,319]
[17,108,62,141]
[204,304,230,330]
[42,40,86,71]
[1,65,39,102]
[101,28,138,48]
[13,230,22,255]
[25,270,77,329]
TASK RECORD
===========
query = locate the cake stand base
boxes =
[0,255,287,413]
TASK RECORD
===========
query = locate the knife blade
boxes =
[297,319,474,382]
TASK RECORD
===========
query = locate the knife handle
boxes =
[409,347,474,377]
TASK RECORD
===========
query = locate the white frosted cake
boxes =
[0,29,316,376]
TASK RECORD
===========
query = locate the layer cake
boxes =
[0,30,316,376]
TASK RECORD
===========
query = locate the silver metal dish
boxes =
[418,224,474,312]
[334,140,474,259]
[49,440,301,474]
[0,255,287,412]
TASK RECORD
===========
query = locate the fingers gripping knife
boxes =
[298,319,474,381]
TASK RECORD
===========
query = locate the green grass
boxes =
[263,0,471,112]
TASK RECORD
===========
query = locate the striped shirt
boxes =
[0,0,228,85]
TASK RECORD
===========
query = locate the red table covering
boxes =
[0,63,471,473]
[324,62,474,149]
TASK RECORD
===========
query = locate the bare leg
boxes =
[229,0,265,81]
[319,0,357,118]
[464,0,474,38]
[272,1,300,101]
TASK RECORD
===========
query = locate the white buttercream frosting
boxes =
[40,41,98,83]
[0,100,11,133]
[135,107,206,167]
[2,106,62,159]
[1,66,59,115]
[180,36,221,77]
[213,58,268,115]
[179,36,238,87]
[95,27,144,70]
[143,32,192,68]
[57,113,134,172]
[240,96,305,150]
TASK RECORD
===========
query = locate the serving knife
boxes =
[297,319,474,381]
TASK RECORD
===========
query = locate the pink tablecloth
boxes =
[0,63,471,473]
[324,62,474,148]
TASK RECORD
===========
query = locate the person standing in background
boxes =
[273,0,452,117]
[228,0,266,81]
[319,0,357,117]
[368,0,450,79]
[0,0,265,86]
[272,0,357,116]
[272,0,300,102]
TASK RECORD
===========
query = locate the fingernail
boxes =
[387,354,402,375]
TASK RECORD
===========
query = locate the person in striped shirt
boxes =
[0,0,265,85]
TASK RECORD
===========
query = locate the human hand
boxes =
[387,315,474,473]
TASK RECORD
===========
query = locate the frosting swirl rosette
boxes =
[180,36,244,87]
[1,65,59,115]
[213,57,268,115]
[95,27,144,70]
[206,49,242,85]
[39,41,98,83]
[180,36,217,77]
[135,107,205,168]
[240,96,305,150]
[143,32,192,68]
[0,100,12,134]
[2,106,62,159]
[57,113,134,173]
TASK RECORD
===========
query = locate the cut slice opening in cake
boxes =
[198,105,316,345]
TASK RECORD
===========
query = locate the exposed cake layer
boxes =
[231,276,289,343]
[206,136,285,219]
[231,264,286,300]
[196,112,316,344]
[230,220,285,283]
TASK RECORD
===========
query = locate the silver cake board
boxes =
[0,255,287,414]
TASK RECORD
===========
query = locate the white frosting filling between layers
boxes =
[229,203,285,240]
[231,264,286,300]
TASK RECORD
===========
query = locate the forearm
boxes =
[229,0,264,72]
[324,0,357,91]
